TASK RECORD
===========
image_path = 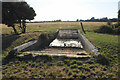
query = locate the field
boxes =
[2,22,108,34]
[2,22,119,79]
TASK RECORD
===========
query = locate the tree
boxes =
[118,10,120,18]
[118,10,120,25]
[76,19,79,22]
[2,2,36,34]
[90,17,95,20]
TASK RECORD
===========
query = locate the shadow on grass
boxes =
[2,34,20,50]
[95,54,110,66]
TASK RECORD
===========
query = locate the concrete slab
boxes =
[22,48,91,58]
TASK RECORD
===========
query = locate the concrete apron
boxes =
[10,29,100,58]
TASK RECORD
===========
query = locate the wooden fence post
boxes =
[80,22,86,34]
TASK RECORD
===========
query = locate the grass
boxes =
[2,55,118,78]
[2,22,110,35]
[2,22,119,79]
[85,32,118,62]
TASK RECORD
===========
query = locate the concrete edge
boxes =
[13,40,38,52]
[78,30,100,55]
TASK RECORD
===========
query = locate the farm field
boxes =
[2,22,109,35]
[2,22,119,79]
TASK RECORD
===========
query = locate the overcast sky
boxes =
[25,0,119,21]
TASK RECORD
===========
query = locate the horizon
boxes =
[27,17,117,22]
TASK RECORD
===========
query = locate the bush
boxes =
[36,32,55,50]
[95,25,113,34]
[95,24,120,35]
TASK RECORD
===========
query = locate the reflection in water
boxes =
[49,39,83,48]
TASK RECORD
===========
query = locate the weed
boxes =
[76,61,83,65]
[65,68,69,73]
[89,64,95,69]
[80,74,86,79]
[72,73,78,78]
[68,71,72,76]
[63,59,70,65]
[78,66,84,70]
[48,63,55,66]
[70,60,77,65]
[72,69,79,73]
[70,64,78,69]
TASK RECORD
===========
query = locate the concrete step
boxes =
[21,48,91,58]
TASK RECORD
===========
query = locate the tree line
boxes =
[118,10,120,25]
[77,17,117,22]
[31,17,118,23]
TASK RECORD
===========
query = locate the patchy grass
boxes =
[2,55,118,79]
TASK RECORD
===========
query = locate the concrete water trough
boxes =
[49,29,100,55]
[10,29,100,58]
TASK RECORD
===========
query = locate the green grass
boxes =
[85,32,118,62]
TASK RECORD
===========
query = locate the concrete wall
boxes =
[78,30,100,55]
[57,29,78,39]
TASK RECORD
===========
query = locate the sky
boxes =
[25,0,119,21]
